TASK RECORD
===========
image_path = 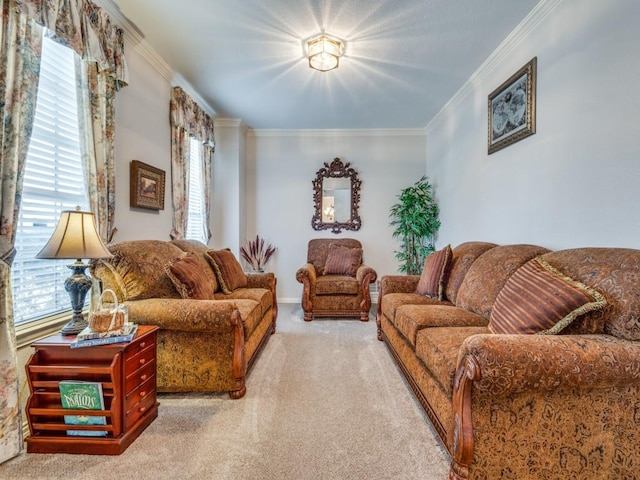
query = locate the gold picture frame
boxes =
[130,160,165,210]
[488,57,537,154]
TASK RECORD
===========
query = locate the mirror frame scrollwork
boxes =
[312,157,362,234]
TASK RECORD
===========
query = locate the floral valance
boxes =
[14,0,128,85]
[170,86,215,147]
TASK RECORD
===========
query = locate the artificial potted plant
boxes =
[240,235,277,272]
[389,176,441,275]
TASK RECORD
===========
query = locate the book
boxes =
[76,322,137,341]
[70,324,138,349]
[58,381,107,436]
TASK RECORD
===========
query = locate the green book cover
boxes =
[58,381,107,437]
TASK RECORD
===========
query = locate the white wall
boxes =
[112,46,429,303]
[113,43,174,242]
[211,120,248,255]
[426,0,640,250]
[246,131,427,302]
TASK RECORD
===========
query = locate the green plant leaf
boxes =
[389,176,440,275]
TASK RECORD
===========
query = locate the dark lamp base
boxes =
[60,316,88,336]
[60,261,92,336]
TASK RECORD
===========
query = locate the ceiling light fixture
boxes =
[307,34,343,72]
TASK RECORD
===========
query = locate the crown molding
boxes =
[94,0,217,118]
[248,128,426,137]
[425,0,564,134]
[214,118,244,128]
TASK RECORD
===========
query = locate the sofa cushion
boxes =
[394,304,488,346]
[205,249,248,294]
[381,293,451,323]
[215,298,263,337]
[445,242,497,304]
[538,249,640,340]
[92,240,185,301]
[416,245,452,300]
[490,258,607,335]
[171,239,219,293]
[165,253,216,300]
[307,238,362,276]
[415,326,490,396]
[323,244,362,276]
[456,244,551,319]
[216,287,272,319]
[315,275,360,295]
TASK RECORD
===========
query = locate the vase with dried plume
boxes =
[240,235,277,272]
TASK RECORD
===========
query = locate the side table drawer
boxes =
[125,360,156,394]
[126,387,156,430]
[125,344,155,376]
[126,375,155,409]
[127,335,156,356]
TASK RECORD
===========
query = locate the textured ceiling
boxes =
[111,0,540,129]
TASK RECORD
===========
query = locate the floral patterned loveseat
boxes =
[90,239,277,399]
[377,241,640,479]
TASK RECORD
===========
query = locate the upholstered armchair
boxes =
[296,238,377,321]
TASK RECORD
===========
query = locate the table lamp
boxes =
[36,207,113,336]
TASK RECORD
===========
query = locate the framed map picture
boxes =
[130,160,165,210]
[488,57,537,154]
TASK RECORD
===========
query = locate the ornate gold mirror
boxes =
[312,158,361,234]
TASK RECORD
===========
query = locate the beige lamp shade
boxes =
[36,209,113,260]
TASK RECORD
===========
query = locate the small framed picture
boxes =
[488,57,537,154]
[130,160,165,210]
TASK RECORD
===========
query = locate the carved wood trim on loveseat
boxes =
[449,356,481,480]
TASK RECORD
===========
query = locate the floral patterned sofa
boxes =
[90,239,277,399]
[377,241,640,479]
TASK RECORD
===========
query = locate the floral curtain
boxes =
[170,86,215,241]
[0,0,127,464]
[202,142,214,241]
[0,0,43,464]
[75,4,128,244]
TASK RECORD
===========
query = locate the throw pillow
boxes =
[416,245,453,300]
[165,253,216,300]
[205,249,248,294]
[323,244,363,276]
[489,257,607,335]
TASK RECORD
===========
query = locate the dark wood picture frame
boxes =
[488,57,537,154]
[130,160,165,210]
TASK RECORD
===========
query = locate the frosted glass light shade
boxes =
[307,35,343,72]
[36,209,113,260]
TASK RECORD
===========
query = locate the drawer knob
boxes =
[139,406,147,413]
[140,374,148,381]
[140,341,146,348]
[139,358,146,365]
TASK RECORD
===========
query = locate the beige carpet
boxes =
[1,304,449,479]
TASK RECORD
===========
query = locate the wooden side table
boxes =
[25,325,159,455]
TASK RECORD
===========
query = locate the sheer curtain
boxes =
[169,86,215,241]
[0,0,127,463]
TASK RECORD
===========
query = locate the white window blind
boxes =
[186,137,207,243]
[11,35,88,326]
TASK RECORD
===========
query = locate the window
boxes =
[185,137,207,244]
[11,35,88,326]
